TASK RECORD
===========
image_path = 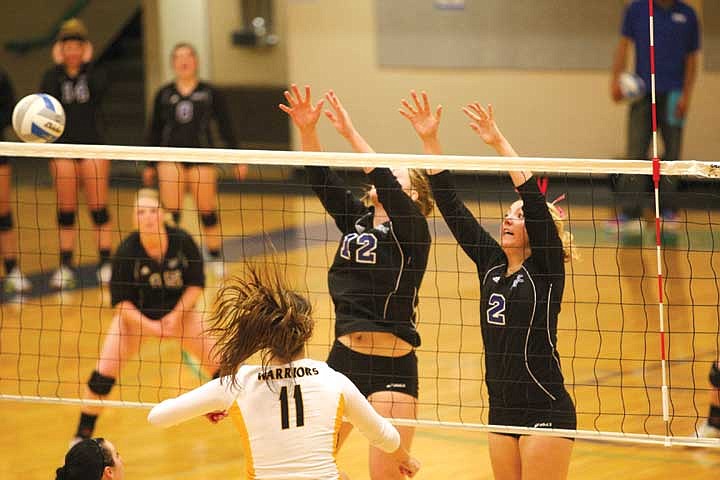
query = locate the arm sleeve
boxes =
[306,166,367,235]
[516,178,564,277]
[620,3,634,38]
[367,168,429,244]
[148,378,238,428]
[688,9,700,53]
[181,231,205,288]
[0,71,15,131]
[146,89,164,146]
[338,373,400,453]
[429,171,503,274]
[212,87,238,148]
[110,240,139,307]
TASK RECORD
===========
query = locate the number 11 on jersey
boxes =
[279,385,304,429]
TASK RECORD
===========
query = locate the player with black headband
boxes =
[401,91,576,480]
[56,437,124,480]
[40,18,112,289]
[71,189,219,444]
[0,67,31,293]
[145,42,246,277]
[281,85,433,480]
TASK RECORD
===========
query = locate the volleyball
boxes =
[618,72,646,102]
[12,93,66,143]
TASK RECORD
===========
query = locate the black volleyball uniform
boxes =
[40,63,107,145]
[110,226,204,320]
[147,82,237,152]
[429,172,576,432]
[0,69,15,166]
[309,166,431,398]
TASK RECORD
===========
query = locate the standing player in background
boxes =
[146,43,247,277]
[0,67,31,294]
[72,189,219,443]
[609,0,700,235]
[55,438,124,480]
[281,85,432,480]
[401,91,576,480]
[41,18,113,289]
[699,361,720,438]
[148,265,420,480]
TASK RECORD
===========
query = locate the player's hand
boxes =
[399,90,442,142]
[83,41,94,63]
[399,456,421,477]
[279,84,324,134]
[324,90,357,139]
[611,78,623,103]
[234,164,249,181]
[463,102,505,148]
[205,410,228,423]
[675,93,689,119]
[52,41,63,64]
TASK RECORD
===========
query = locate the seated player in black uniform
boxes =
[280,85,433,480]
[145,42,246,277]
[699,361,720,438]
[400,92,576,480]
[40,19,113,289]
[0,67,31,293]
[72,189,219,443]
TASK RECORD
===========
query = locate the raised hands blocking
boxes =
[323,89,356,140]
[279,84,324,134]
[398,90,442,142]
[462,102,504,148]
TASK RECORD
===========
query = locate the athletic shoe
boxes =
[4,267,32,294]
[698,422,720,439]
[97,262,112,284]
[50,265,77,290]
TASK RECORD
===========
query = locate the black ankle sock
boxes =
[4,258,17,274]
[76,412,98,439]
[60,251,74,268]
[208,249,221,260]
[709,405,720,428]
[99,249,112,265]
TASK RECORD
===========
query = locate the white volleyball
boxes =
[12,93,66,143]
[618,72,647,103]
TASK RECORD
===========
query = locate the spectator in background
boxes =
[145,43,247,278]
[56,438,124,480]
[40,18,113,289]
[0,67,32,294]
[699,361,720,438]
[609,0,699,237]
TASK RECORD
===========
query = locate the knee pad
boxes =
[87,370,116,396]
[200,211,218,228]
[90,207,110,226]
[710,362,720,388]
[171,210,181,225]
[57,211,76,227]
[0,213,12,232]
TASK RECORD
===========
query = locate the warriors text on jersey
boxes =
[307,167,430,347]
[40,63,107,144]
[148,359,400,480]
[430,172,569,405]
[110,226,204,319]
[147,82,237,148]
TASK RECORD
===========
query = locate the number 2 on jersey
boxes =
[340,233,378,264]
[279,385,304,429]
[486,293,506,325]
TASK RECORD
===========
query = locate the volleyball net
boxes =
[1,141,719,448]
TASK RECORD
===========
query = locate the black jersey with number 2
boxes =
[110,225,205,320]
[40,63,107,144]
[147,82,237,148]
[430,172,569,406]
[307,167,430,348]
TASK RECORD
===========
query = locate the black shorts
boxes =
[326,339,418,398]
[489,394,577,439]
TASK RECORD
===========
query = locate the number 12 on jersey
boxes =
[279,385,305,429]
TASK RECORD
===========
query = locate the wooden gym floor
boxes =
[1,181,720,479]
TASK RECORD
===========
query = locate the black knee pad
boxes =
[87,370,116,396]
[171,210,181,225]
[0,213,12,232]
[57,211,76,227]
[200,211,218,228]
[710,362,720,388]
[90,207,110,226]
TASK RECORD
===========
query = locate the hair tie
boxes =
[550,193,567,219]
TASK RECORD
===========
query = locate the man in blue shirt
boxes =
[609,0,699,236]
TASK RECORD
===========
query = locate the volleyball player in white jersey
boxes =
[148,266,420,480]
